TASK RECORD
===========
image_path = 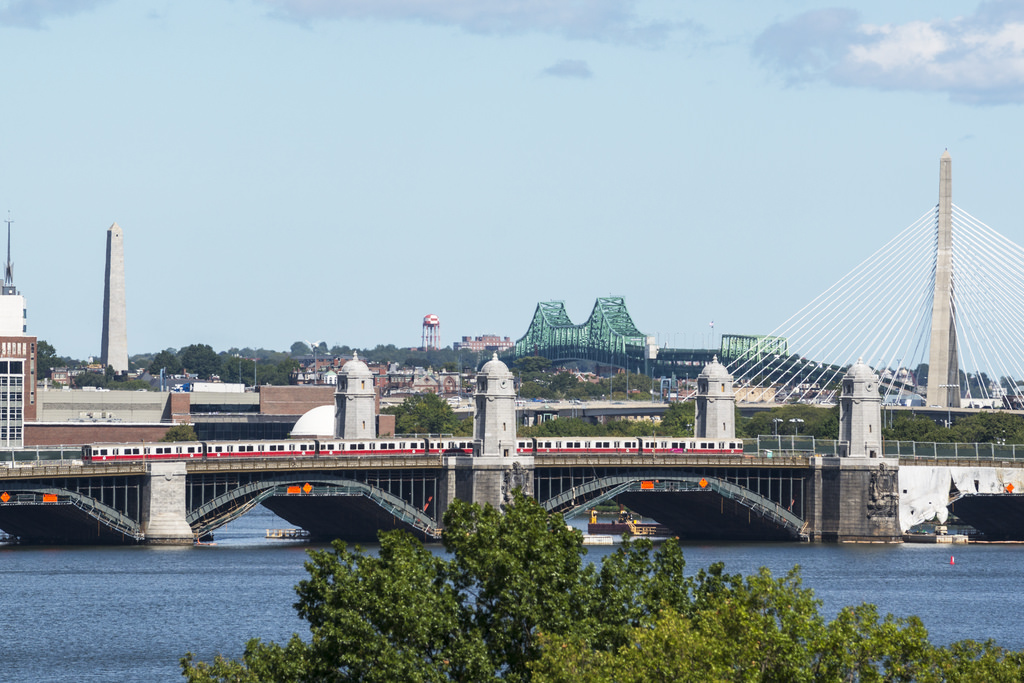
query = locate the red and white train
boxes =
[81,436,744,463]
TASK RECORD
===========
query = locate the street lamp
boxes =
[939,383,958,427]
[772,418,783,436]
[789,418,804,435]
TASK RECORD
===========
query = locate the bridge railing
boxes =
[884,441,1024,461]
[0,446,83,464]
[747,436,1024,461]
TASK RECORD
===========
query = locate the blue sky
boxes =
[3,0,1024,360]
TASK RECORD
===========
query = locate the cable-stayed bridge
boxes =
[728,151,1024,408]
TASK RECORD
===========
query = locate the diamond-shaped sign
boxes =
[1007,483,1015,493]
[699,478,709,489]
[0,492,8,503]
[303,483,313,494]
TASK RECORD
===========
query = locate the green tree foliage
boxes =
[382,393,471,436]
[180,344,222,379]
[661,401,695,436]
[515,356,552,374]
[161,424,198,442]
[182,494,1024,682]
[148,348,183,376]
[739,405,839,439]
[290,341,312,357]
[36,340,59,378]
[884,410,1024,444]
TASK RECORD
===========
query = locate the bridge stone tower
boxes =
[926,151,960,409]
[838,359,882,458]
[438,353,532,519]
[334,352,376,439]
[695,356,735,439]
[806,360,901,542]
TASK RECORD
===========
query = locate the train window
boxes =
[400,442,406,448]
[100,449,107,455]
[358,444,365,450]
[227,445,233,453]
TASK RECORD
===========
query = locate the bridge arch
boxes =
[0,485,142,542]
[542,473,806,540]
[188,474,439,540]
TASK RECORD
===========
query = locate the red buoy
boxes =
[950,555,955,565]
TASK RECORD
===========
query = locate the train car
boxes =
[82,442,206,462]
[532,438,640,455]
[425,438,473,456]
[318,438,429,457]
[205,439,316,459]
[638,437,744,455]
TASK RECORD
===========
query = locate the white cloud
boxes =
[754,1,1024,105]
[541,59,592,79]
[0,0,110,29]
[257,0,681,46]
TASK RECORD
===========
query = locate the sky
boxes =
[3,0,1024,360]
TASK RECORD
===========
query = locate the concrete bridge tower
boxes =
[805,359,901,542]
[334,352,376,439]
[839,359,882,458]
[926,151,960,409]
[695,356,735,439]
[438,353,532,518]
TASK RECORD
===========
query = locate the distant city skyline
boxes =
[2,1,1023,360]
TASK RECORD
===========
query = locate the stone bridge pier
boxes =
[434,353,533,523]
[141,461,194,544]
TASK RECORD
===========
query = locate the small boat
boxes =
[587,507,673,537]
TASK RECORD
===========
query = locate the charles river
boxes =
[1,507,1020,682]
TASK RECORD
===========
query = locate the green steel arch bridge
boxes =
[509,297,788,379]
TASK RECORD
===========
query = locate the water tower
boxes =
[422,314,440,350]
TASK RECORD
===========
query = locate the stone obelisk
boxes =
[100,222,128,373]
[925,152,959,408]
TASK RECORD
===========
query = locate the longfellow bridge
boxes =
[3,437,1024,545]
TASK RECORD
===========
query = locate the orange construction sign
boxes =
[640,481,654,489]
[0,492,8,503]
[699,478,709,488]
[1007,483,1015,493]
[42,494,58,502]
[287,486,301,494]
[302,483,313,494]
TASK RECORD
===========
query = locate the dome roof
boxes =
[480,352,512,377]
[699,355,731,380]
[341,351,371,377]
[291,404,334,437]
[846,358,876,381]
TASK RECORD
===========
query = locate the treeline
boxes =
[514,356,656,401]
[182,493,1024,681]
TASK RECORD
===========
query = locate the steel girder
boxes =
[512,297,648,370]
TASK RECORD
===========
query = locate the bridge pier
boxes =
[141,461,194,544]
[434,353,534,521]
[805,360,901,542]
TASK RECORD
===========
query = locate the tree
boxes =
[182,494,1024,682]
[36,340,59,379]
[515,356,551,374]
[162,424,198,442]
[179,344,222,379]
[660,401,695,436]
[382,393,470,435]
[290,341,311,357]
[148,349,183,376]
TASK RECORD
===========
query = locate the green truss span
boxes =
[512,298,652,372]
[510,299,786,379]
